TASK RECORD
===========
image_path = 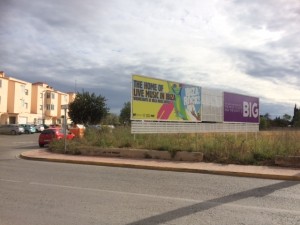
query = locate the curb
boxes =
[62,147,204,162]
[20,152,300,181]
[275,156,300,168]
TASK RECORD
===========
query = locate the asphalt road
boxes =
[0,134,300,225]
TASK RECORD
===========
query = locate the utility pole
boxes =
[61,104,69,153]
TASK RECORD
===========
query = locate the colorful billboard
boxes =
[224,92,259,123]
[132,75,202,122]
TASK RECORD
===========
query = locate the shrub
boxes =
[49,127,300,165]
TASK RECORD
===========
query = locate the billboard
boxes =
[224,92,259,123]
[132,75,202,122]
[202,88,223,122]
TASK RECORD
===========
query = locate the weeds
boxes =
[49,127,300,165]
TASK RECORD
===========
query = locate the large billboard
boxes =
[132,75,202,122]
[224,92,259,123]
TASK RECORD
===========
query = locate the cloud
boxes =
[1,0,300,117]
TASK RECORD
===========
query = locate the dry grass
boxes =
[49,127,300,165]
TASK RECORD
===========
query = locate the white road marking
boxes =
[13,141,37,143]
[0,178,23,183]
[30,181,300,215]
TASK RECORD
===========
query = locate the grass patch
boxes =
[49,127,300,165]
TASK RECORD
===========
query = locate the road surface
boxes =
[0,134,299,225]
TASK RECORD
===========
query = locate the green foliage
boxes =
[271,116,290,127]
[259,115,270,130]
[282,114,292,121]
[293,110,300,127]
[119,101,131,125]
[260,113,292,129]
[102,113,120,126]
[48,139,82,155]
[50,127,300,165]
[68,91,109,125]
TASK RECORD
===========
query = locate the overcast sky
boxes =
[1,0,299,117]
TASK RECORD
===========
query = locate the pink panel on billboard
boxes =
[224,92,259,123]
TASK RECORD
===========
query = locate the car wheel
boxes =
[39,143,44,147]
[11,130,17,135]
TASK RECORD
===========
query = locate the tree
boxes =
[292,106,300,127]
[259,113,273,130]
[68,91,109,125]
[102,113,120,126]
[272,116,289,127]
[259,115,269,130]
[293,112,300,127]
[263,113,271,120]
[119,101,131,125]
[282,114,292,122]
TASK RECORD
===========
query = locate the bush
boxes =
[49,127,300,165]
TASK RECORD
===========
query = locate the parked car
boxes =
[0,124,25,135]
[86,124,101,130]
[102,125,115,129]
[34,124,45,132]
[38,128,75,147]
[20,124,36,134]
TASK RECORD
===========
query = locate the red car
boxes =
[38,128,75,147]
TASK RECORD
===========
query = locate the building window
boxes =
[25,89,29,95]
[24,102,28,109]
[0,80,2,88]
[51,104,55,110]
[46,104,50,110]
[51,93,55,99]
[46,92,51,98]
[40,105,43,110]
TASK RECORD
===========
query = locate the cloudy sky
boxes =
[1,0,299,117]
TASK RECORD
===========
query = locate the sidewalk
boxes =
[20,150,300,181]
